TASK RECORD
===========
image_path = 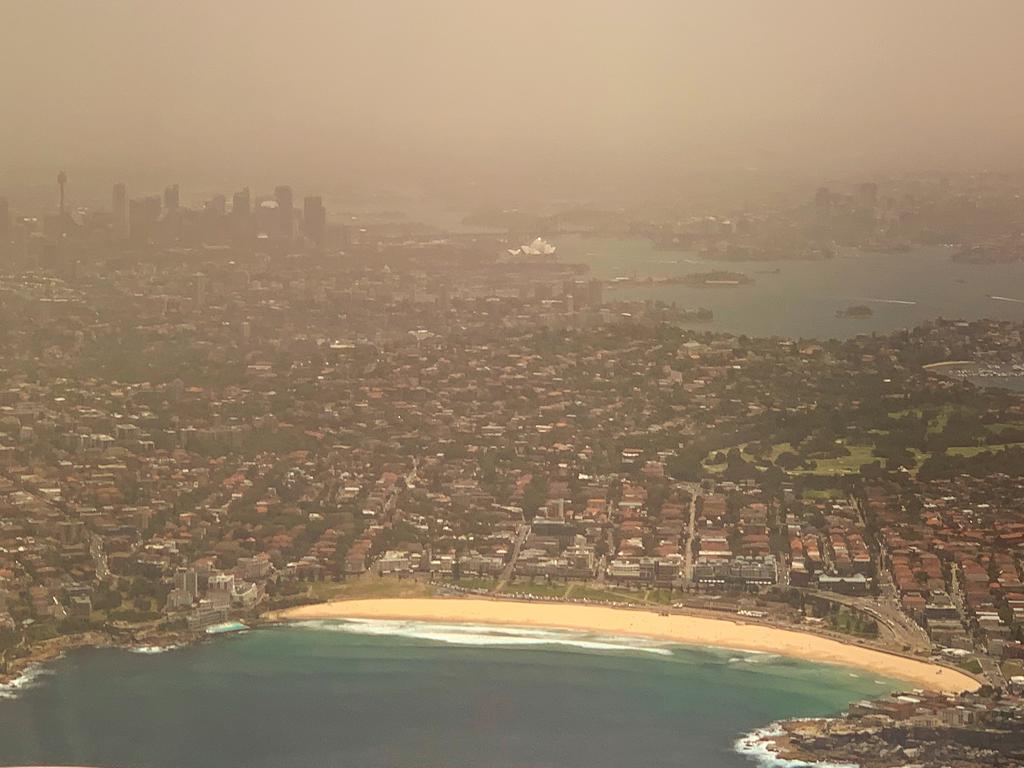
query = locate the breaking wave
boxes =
[0,662,56,700]
[728,652,782,665]
[293,619,675,656]
[735,723,859,768]
[130,644,184,654]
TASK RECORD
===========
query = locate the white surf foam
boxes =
[293,619,674,656]
[735,723,860,768]
[0,662,56,699]
[130,644,184,654]
[728,652,783,665]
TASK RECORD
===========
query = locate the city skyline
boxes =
[3,4,1024,767]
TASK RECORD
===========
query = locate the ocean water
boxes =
[554,236,1024,339]
[0,621,897,768]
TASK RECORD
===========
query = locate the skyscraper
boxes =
[128,196,161,245]
[112,183,128,239]
[231,187,251,243]
[857,182,878,209]
[57,170,67,216]
[194,273,207,310]
[274,185,293,240]
[232,187,251,218]
[0,197,9,246]
[208,194,226,215]
[302,195,326,248]
[163,184,180,211]
[174,567,198,599]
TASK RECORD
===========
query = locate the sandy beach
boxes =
[269,597,980,693]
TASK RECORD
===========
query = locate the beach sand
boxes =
[269,597,980,693]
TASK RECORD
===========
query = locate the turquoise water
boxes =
[0,620,897,768]
[556,236,1024,339]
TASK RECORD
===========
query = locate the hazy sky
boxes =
[3,1,1024,197]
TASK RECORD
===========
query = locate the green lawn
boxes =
[567,584,643,603]
[791,444,878,475]
[702,441,793,473]
[499,581,569,598]
[704,441,881,475]
[988,421,1024,434]
[886,404,953,435]
[702,440,932,477]
[644,588,677,605]
[947,442,1024,458]
[1001,659,1024,679]
[447,576,498,592]
[927,404,955,435]
[307,578,434,601]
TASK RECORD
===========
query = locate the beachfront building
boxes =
[379,550,413,575]
[186,602,230,632]
[693,555,778,589]
[605,556,683,585]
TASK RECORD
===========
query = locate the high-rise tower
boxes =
[0,197,9,253]
[274,185,293,240]
[57,170,67,216]
[232,187,251,218]
[112,183,128,239]
[164,184,180,211]
[303,195,326,248]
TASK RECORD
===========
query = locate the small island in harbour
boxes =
[836,304,875,319]
[680,270,753,287]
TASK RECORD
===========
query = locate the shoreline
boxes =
[0,628,195,688]
[268,597,980,693]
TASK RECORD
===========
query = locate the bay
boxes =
[0,622,898,768]
[554,236,1024,339]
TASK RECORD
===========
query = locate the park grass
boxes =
[791,444,877,475]
[447,576,499,592]
[702,440,933,477]
[1001,659,1024,679]
[566,584,644,603]
[702,441,792,473]
[802,488,846,500]
[644,587,678,605]
[988,421,1024,435]
[307,578,434,601]
[927,404,955,435]
[947,442,1024,458]
[499,580,569,599]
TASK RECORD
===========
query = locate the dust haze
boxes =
[3,1,1024,201]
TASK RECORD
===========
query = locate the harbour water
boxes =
[0,621,898,768]
[554,236,1024,339]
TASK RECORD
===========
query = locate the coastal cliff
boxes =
[749,690,1024,767]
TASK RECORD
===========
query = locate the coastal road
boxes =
[496,524,531,592]
[404,459,419,488]
[950,566,1006,689]
[89,532,110,580]
[979,655,1006,689]
[682,483,700,584]
[798,588,931,654]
